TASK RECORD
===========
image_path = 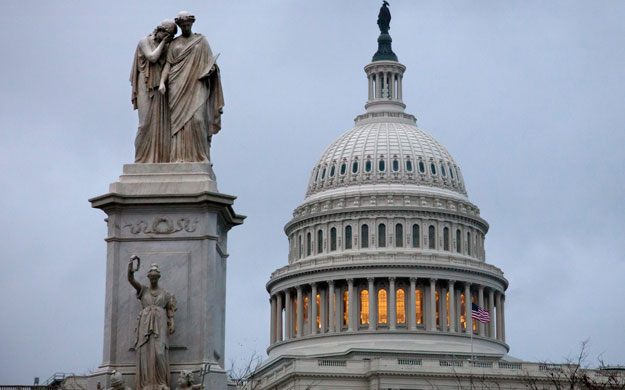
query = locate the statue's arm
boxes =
[138,38,168,64]
[159,62,171,95]
[127,260,142,294]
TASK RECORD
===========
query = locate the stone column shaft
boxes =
[478,285,485,336]
[464,283,472,334]
[285,290,292,340]
[440,287,448,332]
[389,277,397,330]
[368,74,373,101]
[448,281,456,333]
[328,281,335,333]
[429,279,437,331]
[501,294,506,342]
[409,278,417,330]
[389,72,394,99]
[320,288,327,333]
[311,283,318,334]
[488,289,495,338]
[368,278,376,329]
[347,279,355,331]
[296,286,303,338]
[270,296,277,345]
[276,293,283,342]
[495,292,502,340]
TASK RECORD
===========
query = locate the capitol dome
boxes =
[262,4,509,370]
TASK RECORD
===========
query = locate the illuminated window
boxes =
[317,229,323,254]
[330,227,337,251]
[303,296,309,322]
[443,227,449,251]
[306,232,311,256]
[412,224,420,248]
[378,289,388,324]
[361,224,369,248]
[415,289,423,325]
[435,290,440,326]
[395,223,403,247]
[378,224,386,247]
[467,232,471,256]
[446,291,450,327]
[396,289,406,324]
[360,290,369,325]
[343,291,349,326]
[345,225,352,249]
[456,229,461,252]
[460,293,466,329]
[428,225,436,250]
[316,294,321,329]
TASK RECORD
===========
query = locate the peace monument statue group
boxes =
[89,10,245,390]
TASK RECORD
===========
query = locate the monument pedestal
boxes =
[88,163,244,390]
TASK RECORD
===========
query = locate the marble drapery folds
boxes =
[134,285,177,390]
[166,34,224,162]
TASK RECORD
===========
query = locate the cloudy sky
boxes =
[1,0,624,384]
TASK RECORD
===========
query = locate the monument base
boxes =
[88,163,244,390]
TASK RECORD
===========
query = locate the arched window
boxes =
[392,159,399,172]
[419,161,426,173]
[412,224,420,248]
[441,163,446,177]
[330,227,337,251]
[443,227,449,251]
[306,232,311,256]
[395,223,403,247]
[428,225,436,249]
[303,296,309,323]
[365,160,372,172]
[396,289,406,324]
[298,234,303,259]
[317,229,323,254]
[361,224,369,248]
[450,166,455,179]
[456,229,461,252]
[466,232,471,256]
[343,291,349,326]
[330,165,336,177]
[321,167,326,179]
[352,161,359,174]
[406,160,413,172]
[315,167,320,181]
[340,163,346,175]
[378,289,388,324]
[378,224,386,247]
[430,163,437,175]
[446,291,450,327]
[435,290,440,326]
[378,159,385,172]
[316,294,321,329]
[360,290,369,325]
[345,225,352,250]
[415,289,423,325]
[460,293,466,329]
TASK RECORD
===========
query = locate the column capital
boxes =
[448,279,456,285]
[367,277,375,282]
[429,278,437,284]
[328,280,335,287]
[389,276,396,282]
[296,285,303,292]
[410,277,417,282]
[478,284,485,292]
[347,278,354,284]
[310,282,317,288]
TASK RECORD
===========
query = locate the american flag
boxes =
[471,303,490,323]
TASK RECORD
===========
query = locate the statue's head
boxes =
[147,263,161,286]
[110,371,124,389]
[154,19,177,41]
[175,11,195,36]
[177,370,193,386]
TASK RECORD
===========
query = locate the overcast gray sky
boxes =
[1,0,624,384]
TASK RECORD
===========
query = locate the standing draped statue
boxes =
[159,11,224,163]
[128,259,177,390]
[130,20,177,163]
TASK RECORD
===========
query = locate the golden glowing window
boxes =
[360,290,369,324]
[343,291,349,326]
[446,291,450,327]
[396,289,406,324]
[460,293,466,329]
[435,290,440,325]
[316,294,321,329]
[416,289,423,325]
[378,289,388,324]
[303,296,309,322]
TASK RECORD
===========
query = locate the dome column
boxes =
[328,280,336,333]
[347,279,355,332]
[276,292,283,342]
[368,278,377,329]
[408,278,417,330]
[389,277,397,330]
[478,285,485,336]
[270,295,277,345]
[448,280,456,333]
[488,288,495,338]
[428,278,437,331]
[319,286,327,333]
[296,285,303,338]
[464,283,472,334]
[311,283,318,335]
[284,289,292,340]
[440,285,448,332]
[501,294,506,342]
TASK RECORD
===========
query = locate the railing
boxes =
[398,359,422,365]
[471,361,493,368]
[539,364,562,372]
[0,387,57,390]
[498,362,522,369]
[440,360,464,367]
[318,360,346,367]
